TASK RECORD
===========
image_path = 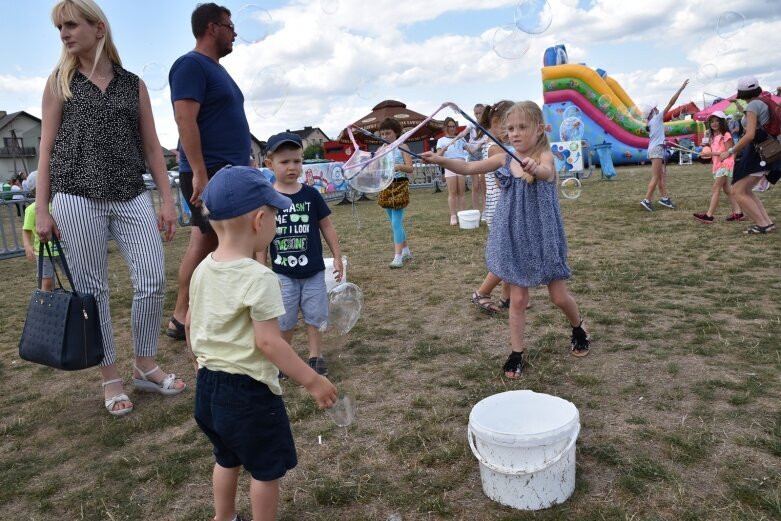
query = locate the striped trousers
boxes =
[53,192,166,366]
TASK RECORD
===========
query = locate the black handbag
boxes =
[18,238,104,370]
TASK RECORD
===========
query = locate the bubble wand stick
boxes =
[350,126,425,160]
[445,102,526,166]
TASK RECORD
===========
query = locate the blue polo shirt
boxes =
[169,51,250,172]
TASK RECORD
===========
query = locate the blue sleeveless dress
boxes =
[485,154,571,287]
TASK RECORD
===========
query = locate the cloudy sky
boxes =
[2,0,779,150]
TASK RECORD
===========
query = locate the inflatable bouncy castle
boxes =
[541,44,705,166]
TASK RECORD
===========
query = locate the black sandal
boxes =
[166,316,186,341]
[503,351,525,379]
[471,291,500,313]
[570,320,590,357]
[497,297,510,309]
[744,224,774,234]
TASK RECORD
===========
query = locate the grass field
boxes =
[1,163,780,521]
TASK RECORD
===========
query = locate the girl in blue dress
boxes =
[422,101,589,378]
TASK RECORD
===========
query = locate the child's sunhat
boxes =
[202,165,292,220]
[708,110,728,120]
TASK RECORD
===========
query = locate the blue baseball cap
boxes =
[202,165,291,220]
[266,132,302,154]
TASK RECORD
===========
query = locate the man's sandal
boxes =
[132,365,186,396]
[503,351,525,379]
[166,316,186,341]
[103,378,133,417]
[471,291,500,313]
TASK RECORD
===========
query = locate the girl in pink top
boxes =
[693,112,743,223]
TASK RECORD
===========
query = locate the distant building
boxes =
[0,111,41,181]
[251,134,266,166]
[286,126,330,150]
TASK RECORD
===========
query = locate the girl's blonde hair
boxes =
[49,0,122,100]
[505,101,550,183]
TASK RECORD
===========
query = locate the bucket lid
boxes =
[469,390,579,441]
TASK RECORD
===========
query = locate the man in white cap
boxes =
[640,79,689,212]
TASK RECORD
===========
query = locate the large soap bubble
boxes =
[343,150,395,193]
[560,177,581,200]
[492,24,531,60]
[321,0,339,15]
[141,62,168,91]
[716,11,745,39]
[563,105,582,120]
[326,395,356,427]
[695,63,719,85]
[250,65,289,119]
[559,117,585,142]
[597,94,612,109]
[514,0,552,34]
[328,282,364,335]
[235,4,274,44]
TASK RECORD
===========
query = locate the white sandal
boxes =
[102,378,133,417]
[132,365,185,396]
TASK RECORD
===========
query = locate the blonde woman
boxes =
[36,0,184,417]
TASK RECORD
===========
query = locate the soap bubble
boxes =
[141,62,168,91]
[563,105,582,120]
[715,39,734,56]
[492,24,531,60]
[321,0,339,15]
[560,177,581,199]
[326,395,356,427]
[629,105,643,119]
[343,149,395,193]
[716,11,744,39]
[513,0,552,34]
[249,65,289,118]
[235,5,273,44]
[597,94,612,109]
[559,117,585,141]
[355,78,379,101]
[695,63,719,85]
[328,282,364,335]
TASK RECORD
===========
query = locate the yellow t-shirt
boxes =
[189,254,285,394]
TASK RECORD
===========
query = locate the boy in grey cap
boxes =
[187,165,337,521]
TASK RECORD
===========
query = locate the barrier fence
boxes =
[0,164,446,261]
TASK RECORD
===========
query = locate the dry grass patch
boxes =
[1,163,780,520]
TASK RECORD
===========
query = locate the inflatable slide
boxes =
[541,45,704,166]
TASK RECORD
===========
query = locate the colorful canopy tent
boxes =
[694,93,781,121]
[337,100,444,145]
[664,102,700,122]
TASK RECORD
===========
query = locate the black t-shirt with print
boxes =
[270,184,331,279]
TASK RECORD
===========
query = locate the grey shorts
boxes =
[39,255,64,280]
[278,271,329,332]
[648,145,665,160]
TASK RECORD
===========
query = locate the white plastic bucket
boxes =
[323,257,347,294]
[457,209,480,229]
[468,390,580,510]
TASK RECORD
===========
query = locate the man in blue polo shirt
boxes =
[166,2,251,341]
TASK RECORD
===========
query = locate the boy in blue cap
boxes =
[186,165,337,521]
[260,132,343,376]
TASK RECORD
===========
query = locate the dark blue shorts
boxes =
[194,368,297,481]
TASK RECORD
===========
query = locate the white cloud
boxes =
[5,1,781,150]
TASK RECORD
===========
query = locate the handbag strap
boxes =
[50,236,78,292]
[37,237,77,292]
